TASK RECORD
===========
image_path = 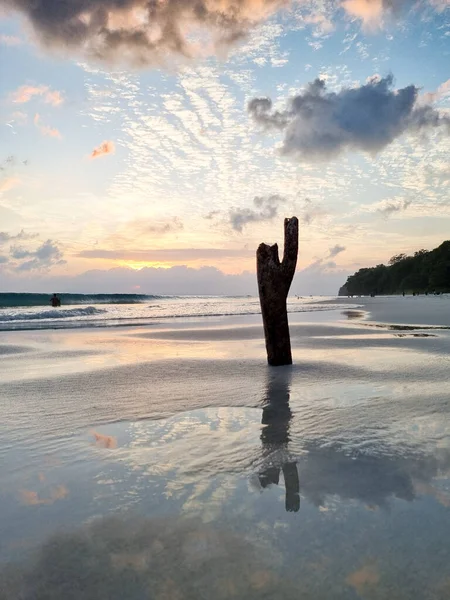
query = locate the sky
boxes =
[0,0,449,295]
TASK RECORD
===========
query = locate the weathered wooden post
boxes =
[257,217,298,366]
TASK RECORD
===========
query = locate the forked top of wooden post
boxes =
[256,217,299,293]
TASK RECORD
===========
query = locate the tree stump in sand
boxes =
[257,217,299,366]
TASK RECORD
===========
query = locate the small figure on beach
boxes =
[50,293,61,307]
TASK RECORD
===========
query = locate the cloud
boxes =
[301,198,328,225]
[9,239,65,271]
[428,0,450,11]
[11,84,64,106]
[420,79,450,106]
[0,229,38,245]
[0,156,28,192]
[248,74,450,161]
[2,0,288,66]
[0,176,19,193]
[328,244,346,258]
[2,0,448,68]
[302,13,335,35]
[229,194,286,232]
[139,217,184,235]
[10,111,28,126]
[341,0,385,30]
[0,34,22,46]
[303,257,338,273]
[204,210,220,220]
[78,248,253,261]
[0,156,16,170]
[90,140,115,159]
[0,260,346,295]
[0,255,9,264]
[377,198,411,217]
[33,113,62,139]
[341,0,428,30]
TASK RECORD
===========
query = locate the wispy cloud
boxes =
[0,229,38,245]
[34,113,62,139]
[0,34,22,46]
[90,141,115,159]
[0,176,19,194]
[11,84,64,106]
[248,74,450,161]
[376,198,412,217]
[77,248,253,261]
[328,244,346,258]
[420,78,450,105]
[301,198,329,226]
[138,217,184,235]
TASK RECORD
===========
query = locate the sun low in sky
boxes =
[0,0,449,295]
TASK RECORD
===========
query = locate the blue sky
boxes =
[0,0,449,294]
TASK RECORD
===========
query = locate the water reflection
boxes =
[0,516,298,600]
[258,368,300,512]
[256,368,450,512]
[297,442,450,509]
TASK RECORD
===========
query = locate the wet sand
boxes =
[1,298,450,599]
[320,293,450,327]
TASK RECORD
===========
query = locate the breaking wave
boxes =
[0,306,107,322]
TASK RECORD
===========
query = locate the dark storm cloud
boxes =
[248,75,450,161]
[1,0,287,65]
[229,194,286,232]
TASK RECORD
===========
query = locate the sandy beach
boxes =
[1,296,450,599]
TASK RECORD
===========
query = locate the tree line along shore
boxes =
[339,241,450,296]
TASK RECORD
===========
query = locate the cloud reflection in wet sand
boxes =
[19,485,69,506]
[98,366,450,516]
[0,516,298,600]
[91,430,118,449]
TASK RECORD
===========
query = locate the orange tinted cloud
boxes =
[0,177,19,193]
[420,79,450,105]
[341,0,384,29]
[34,113,62,139]
[90,141,115,159]
[0,0,288,66]
[11,84,64,106]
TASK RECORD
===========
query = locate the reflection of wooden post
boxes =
[257,217,298,366]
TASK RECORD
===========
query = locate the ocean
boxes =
[0,293,352,331]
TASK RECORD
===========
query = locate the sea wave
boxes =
[0,306,107,322]
[0,293,166,308]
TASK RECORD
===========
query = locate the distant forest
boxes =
[339,241,450,296]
